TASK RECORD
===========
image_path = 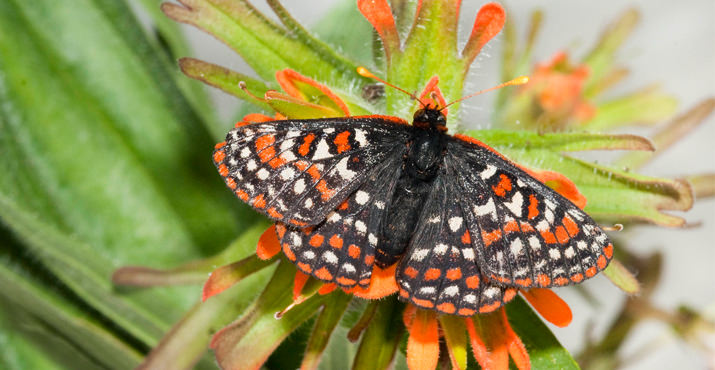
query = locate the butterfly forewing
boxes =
[277,153,404,288]
[214,117,411,226]
[397,173,518,316]
[446,137,613,289]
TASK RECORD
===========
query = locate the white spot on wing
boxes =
[443,285,459,296]
[474,198,497,220]
[312,139,332,160]
[355,190,369,205]
[480,165,497,179]
[412,248,430,261]
[294,179,306,194]
[355,220,367,234]
[504,192,524,217]
[549,248,561,260]
[510,239,524,256]
[257,168,270,180]
[434,243,448,255]
[336,157,356,180]
[462,248,475,261]
[354,129,367,147]
[448,217,463,232]
[323,251,338,264]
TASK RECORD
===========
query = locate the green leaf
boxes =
[301,292,353,370]
[352,298,406,370]
[137,264,276,369]
[472,130,654,152]
[439,315,468,370]
[0,261,143,369]
[162,0,366,87]
[211,259,325,369]
[581,87,678,131]
[506,297,580,369]
[603,259,640,295]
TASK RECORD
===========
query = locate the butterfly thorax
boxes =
[376,107,448,267]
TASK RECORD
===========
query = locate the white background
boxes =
[178,1,715,368]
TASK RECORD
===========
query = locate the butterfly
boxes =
[213,88,613,317]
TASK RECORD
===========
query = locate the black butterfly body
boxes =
[213,107,613,315]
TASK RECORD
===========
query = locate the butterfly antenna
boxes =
[357,67,427,107]
[441,75,530,110]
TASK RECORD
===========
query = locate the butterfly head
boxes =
[413,106,448,132]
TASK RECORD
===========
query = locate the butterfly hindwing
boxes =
[214,117,411,227]
[446,136,613,289]
[277,153,404,288]
[397,173,518,316]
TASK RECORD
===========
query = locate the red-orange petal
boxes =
[521,288,573,328]
[292,270,310,302]
[500,309,531,370]
[462,3,506,66]
[275,69,350,116]
[357,0,400,60]
[406,309,440,370]
[241,113,275,123]
[318,283,337,295]
[344,263,398,299]
[256,225,281,260]
[519,165,587,209]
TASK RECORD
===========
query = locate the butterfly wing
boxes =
[446,135,613,289]
[277,153,403,288]
[214,116,411,227]
[396,172,518,316]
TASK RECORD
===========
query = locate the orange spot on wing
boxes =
[225,177,237,189]
[338,200,349,210]
[424,268,441,281]
[514,278,532,287]
[214,141,226,149]
[213,150,225,163]
[336,277,356,286]
[562,215,579,236]
[465,275,480,289]
[314,267,333,281]
[481,229,502,247]
[235,189,249,201]
[540,230,557,244]
[294,160,309,171]
[218,164,229,176]
[597,255,607,269]
[290,219,308,227]
[329,235,343,249]
[461,230,471,244]
[316,180,335,201]
[479,301,501,313]
[570,273,584,283]
[412,298,435,309]
[282,243,296,261]
[492,174,513,197]
[604,243,614,259]
[504,220,520,233]
[585,266,597,277]
[404,266,419,278]
[446,268,462,280]
[520,222,535,232]
[527,194,539,219]
[554,226,570,244]
[334,131,351,153]
[268,155,286,168]
[307,165,321,181]
[348,244,361,259]
[309,234,324,247]
[297,262,312,273]
[252,193,266,208]
[554,277,569,286]
[267,207,283,219]
[256,134,275,151]
[536,274,551,286]
[503,288,517,302]
[437,303,456,314]
[364,255,374,265]
[298,133,315,156]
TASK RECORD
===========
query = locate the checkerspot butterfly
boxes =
[213,79,613,316]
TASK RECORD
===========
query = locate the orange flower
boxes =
[404,288,572,370]
[525,52,597,127]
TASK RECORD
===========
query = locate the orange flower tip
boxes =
[601,223,624,232]
[521,288,573,328]
[256,225,281,260]
[511,76,530,86]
